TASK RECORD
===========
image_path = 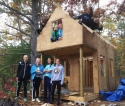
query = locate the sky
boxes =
[99,0,111,7]
[0,0,114,25]
[0,0,123,34]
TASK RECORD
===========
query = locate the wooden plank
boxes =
[90,61,93,86]
[40,92,99,102]
[79,47,84,96]
[88,61,90,86]
[53,56,56,63]
[37,9,83,52]
[93,52,99,93]
[86,60,89,87]
[44,48,94,56]
[39,53,44,96]
[83,58,86,87]
[64,59,66,76]
[68,54,79,91]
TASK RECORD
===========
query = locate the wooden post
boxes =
[79,46,84,96]
[39,53,43,96]
[40,53,43,64]
[53,56,56,63]
[64,59,67,76]
[93,52,99,93]
[83,58,85,87]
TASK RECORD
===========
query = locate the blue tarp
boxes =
[100,78,125,102]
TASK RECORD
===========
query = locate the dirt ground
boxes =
[89,100,125,106]
[2,93,125,106]
[15,99,125,106]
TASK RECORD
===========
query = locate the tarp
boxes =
[100,78,125,102]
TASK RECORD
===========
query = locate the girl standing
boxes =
[30,58,44,102]
[50,58,64,105]
[43,57,54,103]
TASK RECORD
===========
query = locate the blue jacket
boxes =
[58,29,62,37]
[44,64,54,78]
[30,64,44,80]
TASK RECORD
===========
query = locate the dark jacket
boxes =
[17,61,31,79]
[77,14,103,31]
[90,19,103,31]
[40,18,49,29]
[78,14,91,27]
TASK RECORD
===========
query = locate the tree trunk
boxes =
[31,0,39,64]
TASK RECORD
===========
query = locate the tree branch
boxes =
[0,1,33,23]
[6,24,31,37]
[15,14,31,26]
[0,31,30,45]
[0,31,35,55]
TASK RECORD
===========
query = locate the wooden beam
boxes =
[86,60,88,87]
[40,53,44,96]
[45,49,94,56]
[88,61,91,86]
[40,53,43,64]
[93,52,99,93]
[83,58,86,87]
[40,92,99,102]
[79,46,84,96]
[53,56,56,63]
[45,50,79,55]
[64,59,67,76]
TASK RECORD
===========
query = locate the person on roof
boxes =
[90,18,103,31]
[73,7,93,28]
[37,15,50,34]
[68,10,77,18]
[73,7,103,31]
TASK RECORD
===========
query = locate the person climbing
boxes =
[51,25,60,42]
[15,55,31,102]
[30,58,44,102]
[68,10,77,18]
[90,18,103,31]
[50,58,64,106]
[73,7,103,31]
[58,23,63,40]
[43,57,54,103]
[73,7,93,28]
[37,15,49,34]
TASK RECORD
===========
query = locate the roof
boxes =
[36,7,116,54]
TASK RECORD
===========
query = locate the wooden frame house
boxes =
[36,8,116,102]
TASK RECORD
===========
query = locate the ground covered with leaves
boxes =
[1,95,125,106]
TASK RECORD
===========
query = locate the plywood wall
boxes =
[65,54,80,92]
[83,29,116,91]
[37,8,83,52]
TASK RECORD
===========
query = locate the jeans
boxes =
[51,37,58,42]
[32,77,41,99]
[16,78,28,98]
[44,76,51,103]
[51,80,61,105]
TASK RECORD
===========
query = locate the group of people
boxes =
[49,7,103,42]
[15,55,64,106]
[37,7,103,43]
[51,22,63,42]
[71,7,103,31]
